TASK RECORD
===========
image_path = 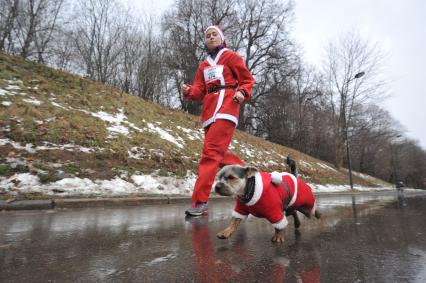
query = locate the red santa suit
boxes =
[186,37,255,203]
[232,172,317,230]
[186,48,255,128]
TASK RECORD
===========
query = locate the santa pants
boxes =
[192,119,244,202]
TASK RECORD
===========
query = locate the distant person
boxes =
[396,181,405,191]
[396,180,407,206]
[181,25,255,216]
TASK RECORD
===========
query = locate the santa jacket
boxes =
[232,172,316,230]
[186,48,255,128]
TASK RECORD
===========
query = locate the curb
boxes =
[0,196,228,211]
[1,191,424,211]
[0,200,54,211]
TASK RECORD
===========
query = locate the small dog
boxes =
[215,165,321,242]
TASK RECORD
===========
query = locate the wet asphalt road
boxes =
[1,191,426,283]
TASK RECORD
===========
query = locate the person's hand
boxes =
[233,91,245,104]
[181,83,190,100]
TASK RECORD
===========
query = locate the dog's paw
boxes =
[315,210,321,219]
[271,233,285,243]
[217,228,233,239]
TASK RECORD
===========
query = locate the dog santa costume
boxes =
[232,172,317,229]
[185,25,255,203]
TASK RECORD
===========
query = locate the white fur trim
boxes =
[280,172,298,207]
[206,48,228,66]
[272,217,288,230]
[215,113,238,125]
[246,172,263,206]
[271,171,283,185]
[202,48,231,129]
[232,210,248,219]
[205,25,225,41]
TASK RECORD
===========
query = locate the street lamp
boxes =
[345,71,365,190]
[390,134,402,186]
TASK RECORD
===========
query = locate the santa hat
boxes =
[204,25,225,42]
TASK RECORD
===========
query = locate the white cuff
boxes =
[272,217,288,230]
[232,210,248,220]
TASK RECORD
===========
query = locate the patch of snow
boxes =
[317,162,337,172]
[146,122,184,148]
[353,171,374,180]
[0,138,99,153]
[0,89,10,96]
[23,98,43,106]
[299,160,314,169]
[310,183,393,193]
[1,101,12,107]
[88,108,144,138]
[0,141,38,153]
[6,85,20,90]
[128,147,146,159]
[0,171,197,197]
[51,101,69,110]
[0,173,40,191]
[107,125,129,137]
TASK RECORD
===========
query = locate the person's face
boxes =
[205,28,222,51]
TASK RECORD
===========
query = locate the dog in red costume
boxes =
[215,165,321,242]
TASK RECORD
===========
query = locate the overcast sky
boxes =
[126,0,426,149]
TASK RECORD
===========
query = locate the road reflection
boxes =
[1,192,425,282]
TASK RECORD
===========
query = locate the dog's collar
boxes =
[239,176,255,204]
[238,172,263,206]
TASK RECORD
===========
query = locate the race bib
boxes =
[203,65,224,83]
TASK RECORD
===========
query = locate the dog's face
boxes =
[215,165,257,197]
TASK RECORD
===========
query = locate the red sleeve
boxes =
[234,199,250,217]
[267,207,284,224]
[228,53,255,101]
[186,64,206,101]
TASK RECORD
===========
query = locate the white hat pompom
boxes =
[271,172,283,185]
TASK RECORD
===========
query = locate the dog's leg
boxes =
[315,210,321,219]
[217,217,242,239]
[291,211,301,229]
[271,228,285,243]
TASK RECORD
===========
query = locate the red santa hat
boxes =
[204,25,225,42]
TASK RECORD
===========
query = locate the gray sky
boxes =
[293,0,426,149]
[127,0,426,149]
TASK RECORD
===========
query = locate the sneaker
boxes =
[185,202,208,216]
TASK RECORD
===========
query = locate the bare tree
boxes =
[230,0,297,131]
[323,31,387,168]
[71,0,125,83]
[0,0,20,52]
[32,0,65,63]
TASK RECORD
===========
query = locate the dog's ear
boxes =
[243,166,258,178]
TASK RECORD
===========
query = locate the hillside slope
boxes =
[0,53,390,199]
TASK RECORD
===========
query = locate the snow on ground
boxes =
[22,97,43,106]
[0,138,100,153]
[146,122,185,148]
[0,169,395,197]
[176,126,203,141]
[0,172,196,197]
[317,162,337,172]
[299,160,314,169]
[310,183,393,193]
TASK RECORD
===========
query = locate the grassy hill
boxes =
[0,53,390,199]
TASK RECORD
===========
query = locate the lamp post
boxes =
[390,134,402,186]
[345,71,365,190]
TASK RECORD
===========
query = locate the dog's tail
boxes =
[286,155,297,177]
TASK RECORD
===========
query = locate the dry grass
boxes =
[0,52,389,188]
